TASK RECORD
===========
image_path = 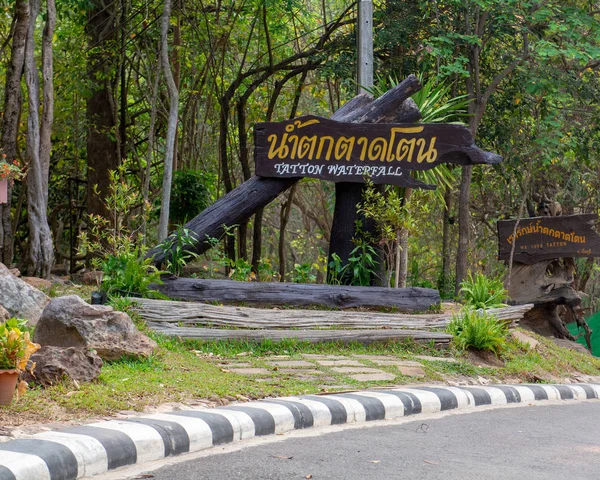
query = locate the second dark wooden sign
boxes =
[254,115,501,188]
[497,214,600,264]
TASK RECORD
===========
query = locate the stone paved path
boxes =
[215,354,455,387]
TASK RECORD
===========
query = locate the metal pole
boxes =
[357,0,373,94]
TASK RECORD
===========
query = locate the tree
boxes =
[0,0,30,266]
[24,0,55,276]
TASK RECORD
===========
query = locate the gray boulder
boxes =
[34,295,157,361]
[22,346,103,387]
[0,304,9,322]
[0,263,50,326]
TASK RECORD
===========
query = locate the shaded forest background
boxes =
[0,0,599,303]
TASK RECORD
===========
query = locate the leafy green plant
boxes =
[447,309,508,353]
[327,253,346,285]
[346,243,377,286]
[0,318,40,371]
[101,248,162,298]
[169,170,213,224]
[228,257,255,282]
[257,259,280,282]
[79,165,150,264]
[460,273,508,309]
[158,225,202,276]
[291,263,316,283]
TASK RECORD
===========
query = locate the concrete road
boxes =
[114,402,600,480]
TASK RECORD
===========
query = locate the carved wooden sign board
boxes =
[254,115,501,189]
[497,214,600,265]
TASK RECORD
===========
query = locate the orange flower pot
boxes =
[0,370,18,405]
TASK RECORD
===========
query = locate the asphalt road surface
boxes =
[118,402,600,480]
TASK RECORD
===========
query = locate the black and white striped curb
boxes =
[1,383,599,480]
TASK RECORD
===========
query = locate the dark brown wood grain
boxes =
[498,214,600,264]
[254,115,501,186]
[151,278,441,311]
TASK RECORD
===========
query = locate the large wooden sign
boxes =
[497,214,600,264]
[254,115,501,188]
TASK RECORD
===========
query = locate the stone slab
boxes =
[266,360,315,368]
[397,366,426,378]
[369,359,422,367]
[510,330,540,350]
[414,355,457,363]
[229,368,272,375]
[316,360,364,367]
[277,369,324,375]
[350,373,396,382]
[331,367,386,374]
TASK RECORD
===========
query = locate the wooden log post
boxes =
[329,76,422,286]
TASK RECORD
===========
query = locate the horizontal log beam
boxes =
[150,278,441,311]
[147,324,452,346]
[132,298,533,330]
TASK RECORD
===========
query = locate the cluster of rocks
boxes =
[0,263,156,387]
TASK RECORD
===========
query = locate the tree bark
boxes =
[86,0,118,224]
[0,0,30,265]
[440,184,453,293]
[157,0,180,242]
[24,0,54,277]
[455,165,472,295]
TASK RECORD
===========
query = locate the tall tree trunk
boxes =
[455,165,472,295]
[397,187,412,288]
[440,184,453,294]
[0,0,30,265]
[157,0,180,242]
[86,0,118,224]
[25,0,54,277]
[142,57,160,240]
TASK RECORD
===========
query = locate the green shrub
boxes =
[101,248,162,298]
[447,308,508,353]
[158,225,201,276]
[169,170,212,224]
[459,273,507,308]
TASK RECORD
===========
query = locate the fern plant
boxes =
[459,273,508,309]
[447,309,508,353]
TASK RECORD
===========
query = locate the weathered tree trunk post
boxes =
[0,0,30,265]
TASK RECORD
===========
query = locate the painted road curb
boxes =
[1,383,599,480]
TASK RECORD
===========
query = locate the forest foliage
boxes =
[0,0,598,304]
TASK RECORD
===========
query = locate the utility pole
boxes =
[357,0,373,94]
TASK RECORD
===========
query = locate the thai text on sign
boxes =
[497,214,600,265]
[254,115,501,188]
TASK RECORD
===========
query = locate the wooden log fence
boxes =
[132,298,533,330]
[151,278,441,311]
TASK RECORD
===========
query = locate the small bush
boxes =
[101,248,162,298]
[447,308,508,353]
[459,273,507,309]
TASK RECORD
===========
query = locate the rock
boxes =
[22,346,103,387]
[0,263,50,326]
[22,277,53,291]
[34,295,157,361]
[510,330,540,350]
[0,304,10,322]
[82,271,103,286]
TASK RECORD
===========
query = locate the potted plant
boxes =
[0,154,24,204]
[0,318,40,405]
